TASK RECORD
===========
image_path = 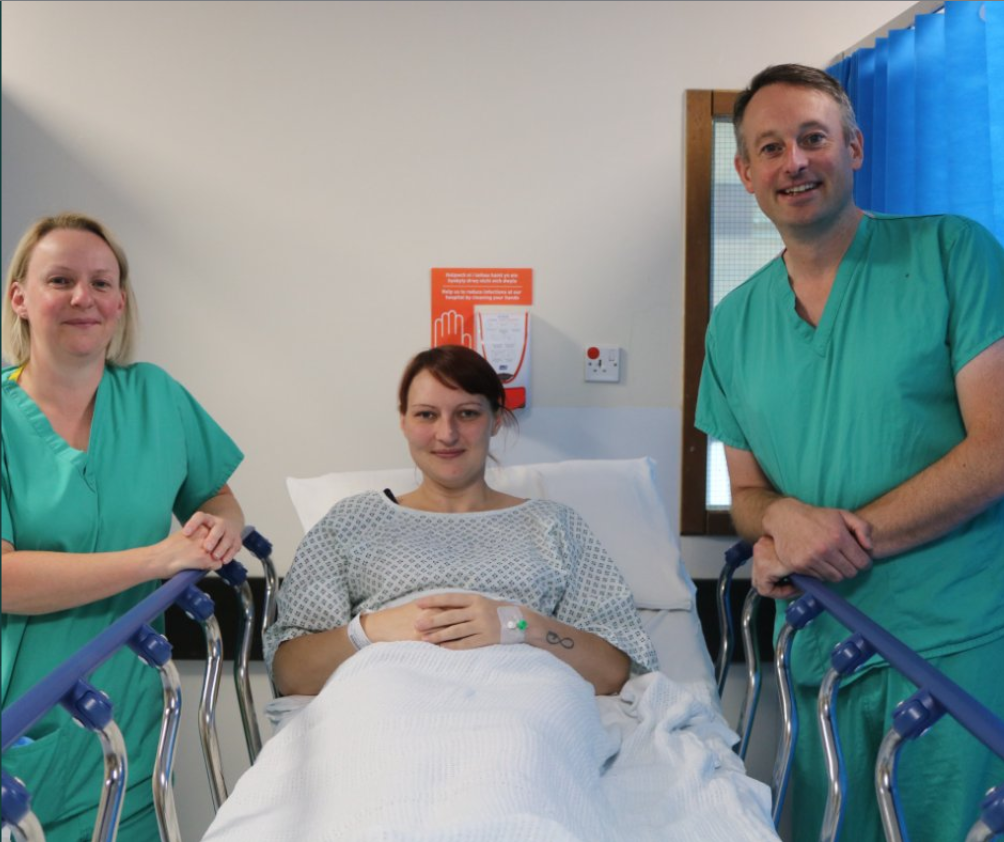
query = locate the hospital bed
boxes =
[2,457,1001,840]
[210,457,773,841]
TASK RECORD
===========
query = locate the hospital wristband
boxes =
[498,606,528,644]
[346,613,372,651]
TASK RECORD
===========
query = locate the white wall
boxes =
[1,0,915,575]
[2,1,916,838]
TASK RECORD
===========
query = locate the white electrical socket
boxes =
[584,346,621,382]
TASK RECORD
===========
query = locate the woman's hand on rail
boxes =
[182,510,242,564]
[413,593,505,648]
[148,526,222,578]
[2,531,221,614]
[762,497,873,582]
[183,486,245,564]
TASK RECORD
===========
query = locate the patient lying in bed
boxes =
[202,346,779,841]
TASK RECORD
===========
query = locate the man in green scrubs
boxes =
[695,65,1004,842]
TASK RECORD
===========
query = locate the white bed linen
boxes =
[264,604,721,735]
[203,643,777,842]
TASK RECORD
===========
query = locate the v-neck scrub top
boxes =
[695,213,1004,683]
[1,361,243,826]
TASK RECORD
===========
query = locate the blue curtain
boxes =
[828,0,1004,243]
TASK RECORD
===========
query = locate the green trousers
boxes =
[789,632,1004,842]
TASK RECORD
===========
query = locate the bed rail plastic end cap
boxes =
[129,624,173,667]
[785,594,823,629]
[218,559,248,587]
[980,783,1004,833]
[176,585,215,622]
[63,680,114,732]
[724,541,753,571]
[830,633,875,675]
[1,769,32,825]
[242,526,273,559]
[891,689,944,740]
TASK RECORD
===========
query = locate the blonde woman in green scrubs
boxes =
[1,213,245,841]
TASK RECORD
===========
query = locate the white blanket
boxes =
[202,643,779,841]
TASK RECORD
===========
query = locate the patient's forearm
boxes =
[523,611,630,695]
[272,627,357,696]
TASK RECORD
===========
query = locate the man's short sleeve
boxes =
[694,318,750,451]
[943,218,1004,375]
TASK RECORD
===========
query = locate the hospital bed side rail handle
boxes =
[789,574,1004,763]
[0,566,234,753]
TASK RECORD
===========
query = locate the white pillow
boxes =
[531,458,693,610]
[285,457,693,611]
[287,466,420,533]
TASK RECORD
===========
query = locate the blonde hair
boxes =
[2,213,138,366]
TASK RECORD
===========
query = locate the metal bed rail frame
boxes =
[716,541,1004,842]
[0,527,277,842]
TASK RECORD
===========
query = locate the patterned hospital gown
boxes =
[264,490,659,674]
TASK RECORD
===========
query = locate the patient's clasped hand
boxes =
[202,345,780,842]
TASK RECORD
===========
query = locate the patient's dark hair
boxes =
[732,63,859,162]
[398,345,516,428]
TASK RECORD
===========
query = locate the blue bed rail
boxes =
[718,541,1004,842]
[1,527,277,842]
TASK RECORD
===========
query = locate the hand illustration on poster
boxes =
[433,309,473,348]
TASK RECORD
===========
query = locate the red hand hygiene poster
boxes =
[431,268,533,409]
[431,268,532,348]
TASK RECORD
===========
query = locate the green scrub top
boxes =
[696,213,1004,683]
[1,361,243,826]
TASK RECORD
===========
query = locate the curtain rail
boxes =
[828,0,945,65]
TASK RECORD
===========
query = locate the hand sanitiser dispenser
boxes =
[475,307,530,409]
